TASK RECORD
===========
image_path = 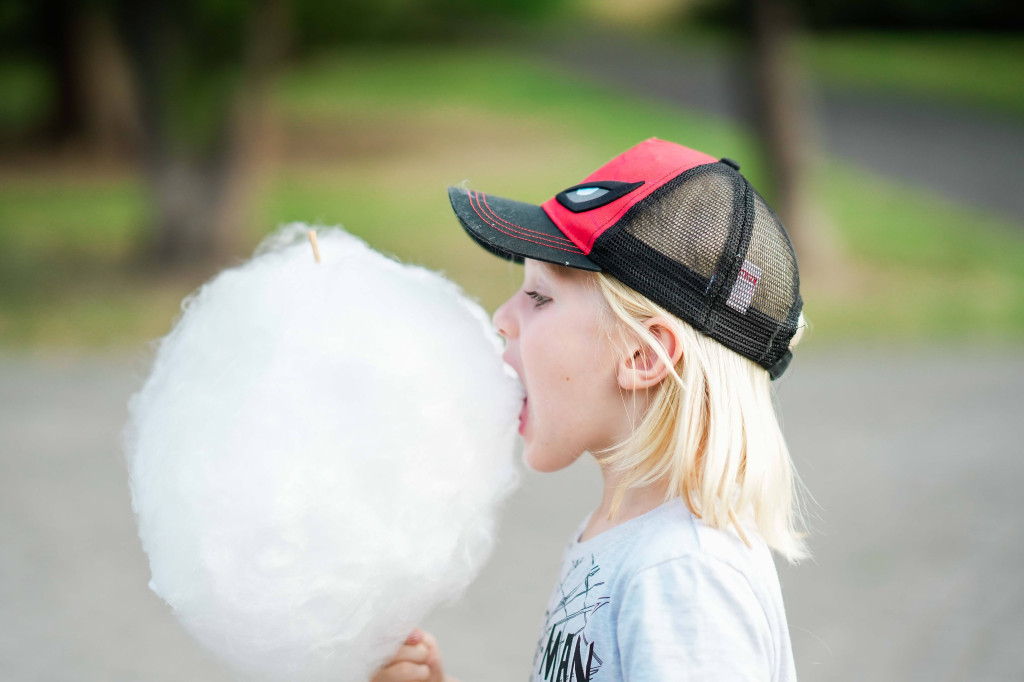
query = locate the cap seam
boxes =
[710,171,756,335]
[582,160,713,252]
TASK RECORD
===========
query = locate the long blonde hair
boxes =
[588,271,811,564]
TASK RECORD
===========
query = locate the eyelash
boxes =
[524,290,552,307]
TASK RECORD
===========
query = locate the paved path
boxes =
[536,33,1024,224]
[2,346,1022,681]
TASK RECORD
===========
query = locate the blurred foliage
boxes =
[0,0,258,149]
[0,0,574,265]
[258,48,1024,349]
[6,27,1022,141]
[801,33,1024,117]
[0,0,568,150]
[0,60,49,136]
[796,0,1023,30]
[0,0,566,58]
[1,45,1021,349]
[0,0,36,52]
[116,0,276,151]
[1,0,1022,347]
[691,0,1023,30]
[290,0,562,47]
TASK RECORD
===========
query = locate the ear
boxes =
[616,317,684,391]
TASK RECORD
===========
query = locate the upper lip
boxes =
[502,352,526,398]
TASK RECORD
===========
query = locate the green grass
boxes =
[265,45,1024,345]
[664,27,1024,118]
[0,60,51,136]
[801,32,1024,118]
[0,178,147,306]
[1,44,1022,350]
[0,175,179,349]
[809,162,1024,343]
[273,47,746,155]
[0,180,145,260]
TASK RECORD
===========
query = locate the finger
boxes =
[419,630,438,649]
[404,628,424,645]
[417,631,443,669]
[392,643,429,664]
[377,661,431,682]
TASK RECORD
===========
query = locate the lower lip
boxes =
[518,398,528,434]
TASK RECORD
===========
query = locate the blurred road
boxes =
[2,346,1023,681]
[539,33,1024,224]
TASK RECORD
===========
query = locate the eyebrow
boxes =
[530,261,565,285]
[532,266,552,285]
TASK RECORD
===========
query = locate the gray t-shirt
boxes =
[529,497,796,682]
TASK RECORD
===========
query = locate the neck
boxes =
[589,387,669,528]
[592,461,671,526]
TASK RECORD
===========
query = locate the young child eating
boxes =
[373,138,810,682]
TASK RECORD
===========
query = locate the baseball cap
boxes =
[447,138,803,380]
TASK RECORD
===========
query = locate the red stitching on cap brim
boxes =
[466,190,586,256]
[479,193,575,246]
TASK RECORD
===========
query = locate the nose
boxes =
[493,298,523,385]
[492,295,517,340]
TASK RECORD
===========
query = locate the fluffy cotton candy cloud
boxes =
[123,223,523,681]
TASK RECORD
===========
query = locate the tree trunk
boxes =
[36,0,82,144]
[741,0,847,291]
[74,9,140,155]
[124,0,287,270]
[33,2,138,154]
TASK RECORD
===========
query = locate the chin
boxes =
[522,444,581,473]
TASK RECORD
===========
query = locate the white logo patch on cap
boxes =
[726,259,762,314]
[564,187,609,203]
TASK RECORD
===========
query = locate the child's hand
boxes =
[370,628,452,682]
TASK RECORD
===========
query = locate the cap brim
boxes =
[448,186,601,272]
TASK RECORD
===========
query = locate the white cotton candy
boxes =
[122,223,523,681]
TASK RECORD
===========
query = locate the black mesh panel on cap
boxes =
[746,189,800,323]
[588,162,802,376]
[624,167,739,282]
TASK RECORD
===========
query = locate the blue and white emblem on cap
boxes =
[563,187,609,203]
[554,180,645,213]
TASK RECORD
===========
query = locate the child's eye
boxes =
[524,290,552,307]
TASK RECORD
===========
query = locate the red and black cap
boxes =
[447,138,803,380]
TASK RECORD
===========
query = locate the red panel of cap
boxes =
[540,138,718,255]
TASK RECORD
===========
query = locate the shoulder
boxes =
[611,501,790,678]
[619,552,770,633]
[618,498,764,582]
[614,550,779,680]
[615,499,778,630]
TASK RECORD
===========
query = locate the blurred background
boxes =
[1,0,1022,680]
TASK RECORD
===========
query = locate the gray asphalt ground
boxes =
[2,345,1022,681]
[538,33,1024,224]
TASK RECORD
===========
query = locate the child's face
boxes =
[492,259,635,472]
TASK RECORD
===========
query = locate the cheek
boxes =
[521,324,572,384]
[522,333,602,412]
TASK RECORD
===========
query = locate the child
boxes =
[372,138,809,682]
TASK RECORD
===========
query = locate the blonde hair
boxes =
[588,272,812,564]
